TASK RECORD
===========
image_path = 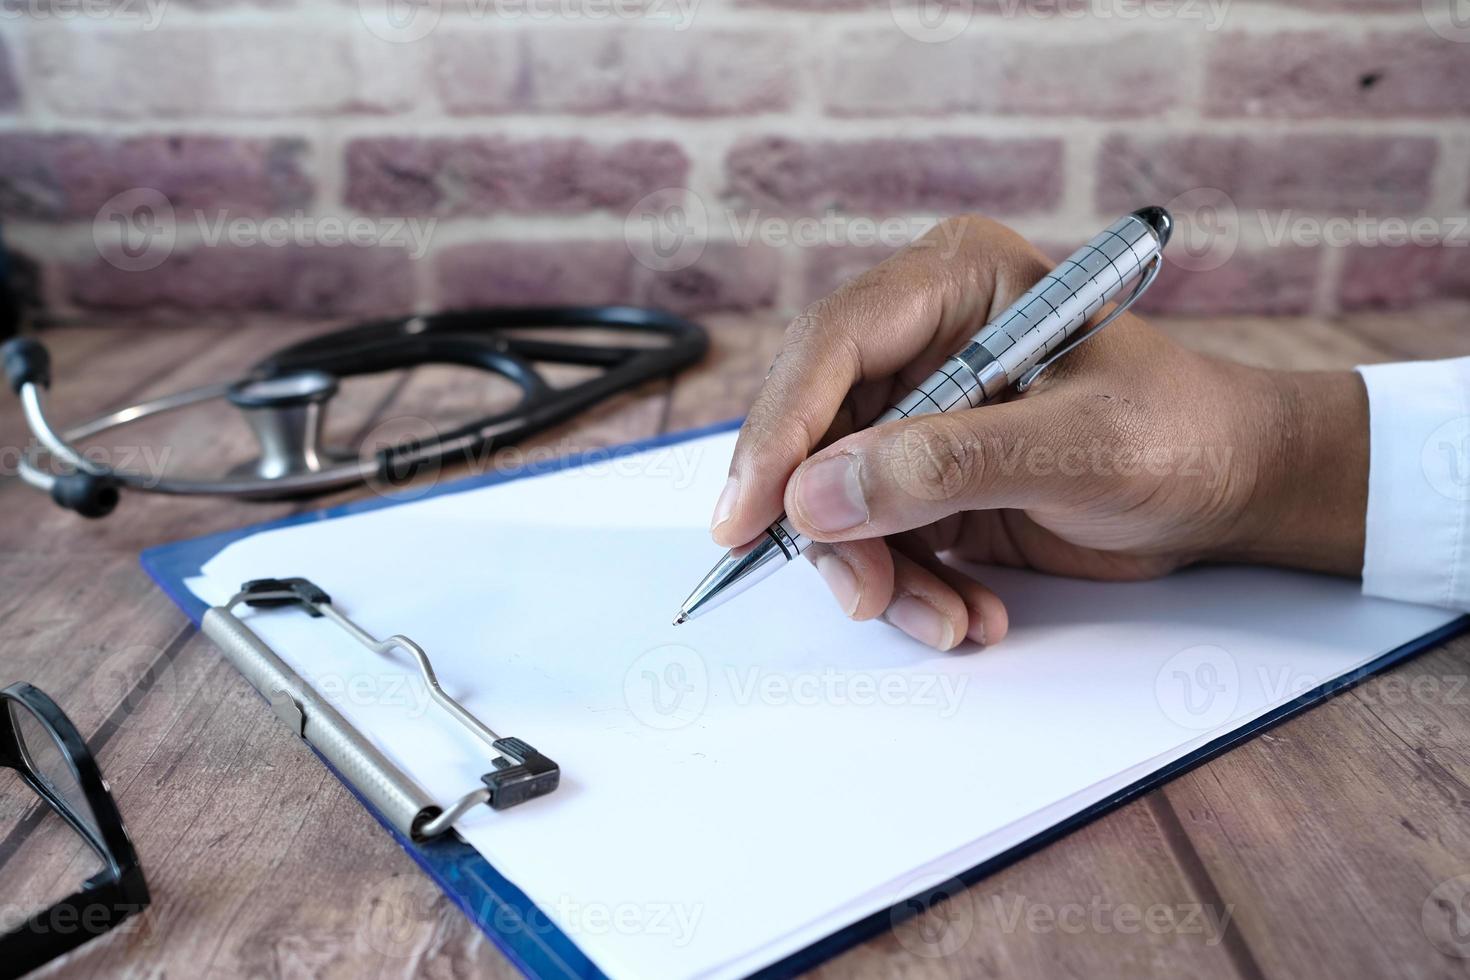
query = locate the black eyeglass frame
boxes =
[0,682,149,977]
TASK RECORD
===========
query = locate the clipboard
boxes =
[142,418,1470,980]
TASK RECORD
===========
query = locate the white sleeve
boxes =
[1356,357,1470,610]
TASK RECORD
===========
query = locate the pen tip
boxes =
[672,613,688,626]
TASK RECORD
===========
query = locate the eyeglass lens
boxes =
[6,701,100,840]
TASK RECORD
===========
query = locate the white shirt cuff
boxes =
[1356,357,1470,610]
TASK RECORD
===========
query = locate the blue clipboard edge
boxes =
[139,417,1470,980]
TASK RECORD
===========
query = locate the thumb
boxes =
[783,401,1073,542]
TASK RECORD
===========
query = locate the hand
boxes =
[711,215,1370,650]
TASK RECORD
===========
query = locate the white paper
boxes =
[185,429,1461,980]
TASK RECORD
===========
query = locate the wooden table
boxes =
[2,307,1469,979]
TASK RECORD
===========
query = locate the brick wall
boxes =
[0,0,1467,323]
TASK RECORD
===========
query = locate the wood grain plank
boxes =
[1332,305,1470,362]
[661,313,787,433]
[1153,315,1395,371]
[807,798,1248,980]
[0,324,218,469]
[1158,636,1470,980]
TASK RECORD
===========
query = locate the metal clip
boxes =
[232,577,560,837]
[1016,254,1162,392]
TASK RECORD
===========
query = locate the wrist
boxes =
[1216,366,1369,575]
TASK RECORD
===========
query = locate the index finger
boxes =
[710,216,1046,548]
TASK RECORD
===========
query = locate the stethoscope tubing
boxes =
[8,305,708,512]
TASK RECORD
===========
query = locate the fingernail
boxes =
[710,476,739,534]
[794,454,867,533]
[815,553,860,617]
[886,596,954,650]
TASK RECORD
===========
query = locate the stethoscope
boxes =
[3,306,707,518]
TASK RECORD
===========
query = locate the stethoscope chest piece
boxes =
[225,371,353,485]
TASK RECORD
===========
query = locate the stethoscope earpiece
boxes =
[4,336,51,395]
[49,470,120,520]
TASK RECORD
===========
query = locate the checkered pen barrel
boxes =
[878,211,1163,426]
[674,208,1171,624]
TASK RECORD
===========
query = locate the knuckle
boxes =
[773,302,855,377]
[742,408,811,464]
[941,213,1026,254]
[885,420,980,504]
[763,308,825,383]
[784,306,826,348]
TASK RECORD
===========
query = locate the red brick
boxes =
[29,29,208,117]
[435,241,633,307]
[522,31,621,113]
[823,31,1182,117]
[805,237,1320,315]
[0,133,312,221]
[67,245,414,316]
[726,136,1061,213]
[631,242,780,315]
[800,243,901,305]
[1338,243,1470,310]
[1022,236,1319,316]
[28,28,421,117]
[345,137,689,215]
[438,29,793,115]
[1137,246,1322,316]
[617,30,793,115]
[433,33,526,114]
[1206,32,1470,118]
[1096,134,1436,214]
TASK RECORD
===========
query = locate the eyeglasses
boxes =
[0,683,149,978]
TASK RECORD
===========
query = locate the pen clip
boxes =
[1015,254,1162,392]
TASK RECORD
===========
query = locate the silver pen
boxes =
[672,207,1173,625]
